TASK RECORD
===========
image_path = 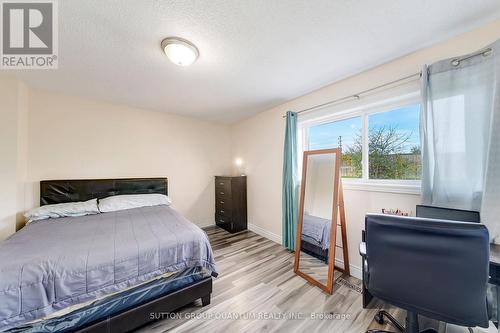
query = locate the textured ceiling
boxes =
[13,0,500,123]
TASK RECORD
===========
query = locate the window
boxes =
[368,105,421,180]
[304,100,421,185]
[308,117,362,178]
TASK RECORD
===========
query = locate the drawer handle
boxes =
[220,192,224,195]
[219,219,225,223]
[220,201,225,204]
[220,210,225,214]
[219,182,224,185]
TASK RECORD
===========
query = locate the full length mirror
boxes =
[294,148,349,294]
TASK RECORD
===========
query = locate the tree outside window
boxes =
[307,104,421,180]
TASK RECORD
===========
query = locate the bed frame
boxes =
[300,239,329,263]
[39,178,213,333]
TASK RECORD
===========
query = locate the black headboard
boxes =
[40,178,168,206]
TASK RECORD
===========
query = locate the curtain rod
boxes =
[283,46,494,118]
[282,72,422,118]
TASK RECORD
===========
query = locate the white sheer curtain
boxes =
[421,39,500,242]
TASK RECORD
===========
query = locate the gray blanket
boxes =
[301,213,331,249]
[0,205,216,331]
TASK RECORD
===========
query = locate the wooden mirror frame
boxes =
[293,148,349,294]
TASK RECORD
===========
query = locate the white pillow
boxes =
[25,199,99,223]
[98,194,171,213]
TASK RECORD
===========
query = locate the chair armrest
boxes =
[359,241,369,288]
[359,242,366,257]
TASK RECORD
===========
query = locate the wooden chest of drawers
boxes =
[215,176,247,233]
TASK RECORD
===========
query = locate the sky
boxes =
[308,104,421,153]
[309,117,362,150]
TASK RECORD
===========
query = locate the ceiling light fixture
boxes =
[161,37,199,67]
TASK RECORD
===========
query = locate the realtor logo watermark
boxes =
[1,0,58,69]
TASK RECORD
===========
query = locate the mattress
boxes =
[301,214,331,249]
[0,205,217,331]
[301,234,323,248]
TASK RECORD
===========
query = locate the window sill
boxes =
[342,180,421,195]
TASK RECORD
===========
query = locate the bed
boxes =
[0,178,216,333]
[300,213,331,263]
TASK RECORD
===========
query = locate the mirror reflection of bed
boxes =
[295,148,349,293]
[299,152,335,284]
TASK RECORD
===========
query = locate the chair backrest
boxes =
[416,204,480,223]
[365,213,489,328]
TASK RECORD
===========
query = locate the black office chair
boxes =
[360,213,489,333]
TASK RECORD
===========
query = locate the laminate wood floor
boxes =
[297,251,330,285]
[137,226,441,333]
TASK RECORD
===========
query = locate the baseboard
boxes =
[247,223,362,279]
[198,222,215,229]
[248,223,282,244]
[335,258,362,280]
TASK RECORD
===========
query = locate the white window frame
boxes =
[298,91,421,195]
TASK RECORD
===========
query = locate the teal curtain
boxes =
[282,111,298,251]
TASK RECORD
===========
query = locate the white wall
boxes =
[23,88,232,228]
[16,82,28,231]
[0,84,232,238]
[0,76,19,239]
[0,77,28,239]
[304,159,335,220]
[0,82,233,239]
[230,20,500,277]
